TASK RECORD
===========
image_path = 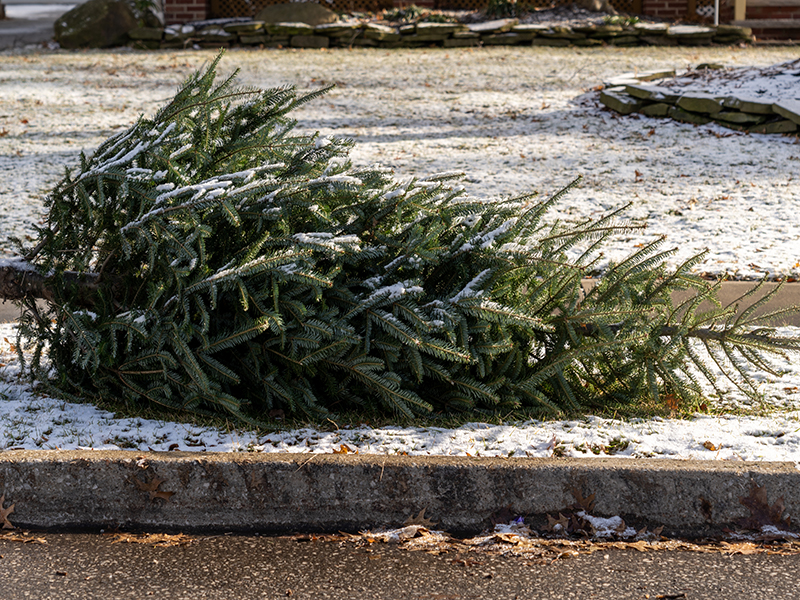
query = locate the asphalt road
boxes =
[1,533,799,599]
[0,3,73,50]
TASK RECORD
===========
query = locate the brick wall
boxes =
[746,5,800,19]
[641,0,689,19]
[165,0,211,24]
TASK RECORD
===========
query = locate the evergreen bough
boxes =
[14,54,800,423]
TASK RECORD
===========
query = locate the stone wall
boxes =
[129,19,754,49]
[599,71,800,135]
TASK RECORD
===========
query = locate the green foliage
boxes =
[382,5,458,23]
[18,54,800,424]
[485,0,529,19]
[603,14,641,27]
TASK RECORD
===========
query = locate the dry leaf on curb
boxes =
[404,508,438,528]
[0,494,15,529]
[131,477,175,502]
[737,484,790,531]
[547,513,570,532]
[332,444,357,454]
[111,533,195,547]
[570,487,595,513]
[0,532,46,544]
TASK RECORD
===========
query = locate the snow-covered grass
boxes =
[1,47,800,460]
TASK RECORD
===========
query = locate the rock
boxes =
[668,106,712,125]
[364,23,399,41]
[223,21,264,34]
[483,32,527,45]
[721,96,774,115]
[265,22,314,36]
[633,22,669,34]
[715,24,752,37]
[512,24,550,36]
[712,119,748,132]
[639,35,678,46]
[416,22,463,35]
[467,18,518,34]
[538,26,585,39]
[54,0,137,48]
[531,37,571,46]
[255,3,338,26]
[452,31,480,39]
[443,37,480,47]
[676,92,722,114]
[128,27,162,41]
[714,111,767,124]
[314,22,361,38]
[600,88,643,115]
[635,69,677,81]
[573,38,604,46]
[239,34,270,45]
[749,120,797,134]
[195,27,236,43]
[608,35,640,45]
[624,84,680,104]
[667,25,714,38]
[401,33,449,43]
[639,103,671,117]
[291,34,329,48]
[587,25,624,37]
[773,100,800,126]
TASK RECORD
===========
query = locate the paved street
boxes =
[1,532,799,599]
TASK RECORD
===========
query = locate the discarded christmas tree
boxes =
[2,53,798,423]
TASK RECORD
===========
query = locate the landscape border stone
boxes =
[600,67,800,135]
[120,20,756,51]
[1,450,799,537]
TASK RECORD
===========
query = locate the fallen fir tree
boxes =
[1,53,799,423]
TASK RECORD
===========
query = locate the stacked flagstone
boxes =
[128,19,754,50]
[599,70,800,134]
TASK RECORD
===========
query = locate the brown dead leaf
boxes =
[737,484,790,531]
[0,531,46,544]
[719,541,762,555]
[333,443,357,454]
[702,441,720,451]
[131,476,175,502]
[0,494,15,529]
[4,337,17,354]
[570,487,595,513]
[111,533,195,547]
[547,513,570,532]
[404,508,438,529]
[663,393,681,410]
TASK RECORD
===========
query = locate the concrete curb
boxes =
[1,451,799,536]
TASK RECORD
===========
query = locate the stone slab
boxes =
[290,34,329,48]
[715,110,768,124]
[722,96,776,114]
[624,84,680,103]
[669,105,713,125]
[639,102,671,117]
[750,119,798,134]
[676,92,723,114]
[467,18,518,34]
[599,89,643,115]
[773,100,800,125]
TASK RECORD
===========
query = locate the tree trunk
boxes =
[0,260,99,306]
